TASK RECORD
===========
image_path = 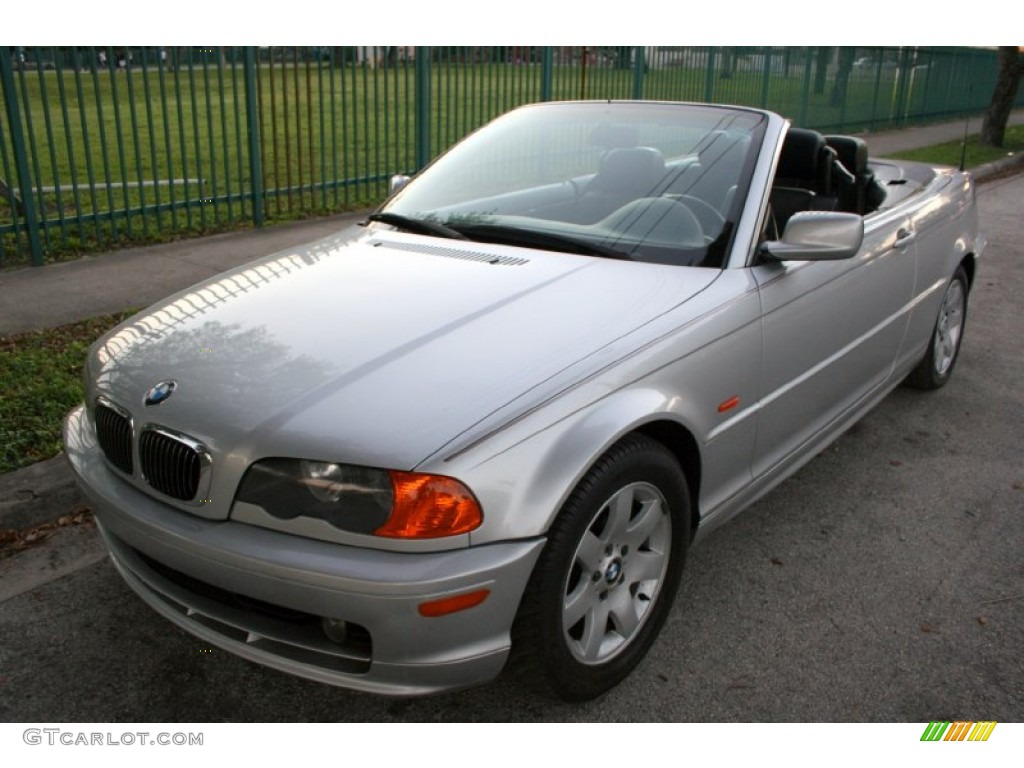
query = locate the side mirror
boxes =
[388,174,412,195]
[761,211,864,262]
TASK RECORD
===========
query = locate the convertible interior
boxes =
[414,120,931,268]
[765,127,888,238]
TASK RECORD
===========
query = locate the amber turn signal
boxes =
[418,589,491,617]
[374,472,483,538]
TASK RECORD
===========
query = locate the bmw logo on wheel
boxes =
[144,380,177,406]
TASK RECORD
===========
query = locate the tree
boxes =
[813,47,831,95]
[829,48,858,107]
[980,46,1024,147]
[720,48,735,80]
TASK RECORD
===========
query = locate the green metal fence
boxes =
[1,45,1015,268]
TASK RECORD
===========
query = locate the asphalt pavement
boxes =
[0,114,1022,723]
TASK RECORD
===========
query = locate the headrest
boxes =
[825,135,869,175]
[598,147,667,195]
[778,128,827,181]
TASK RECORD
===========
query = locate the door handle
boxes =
[895,228,915,248]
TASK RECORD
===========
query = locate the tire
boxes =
[906,265,969,390]
[511,434,690,701]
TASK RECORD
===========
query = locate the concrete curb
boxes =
[0,454,86,531]
[971,151,1024,182]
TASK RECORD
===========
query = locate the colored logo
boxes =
[605,559,622,583]
[921,721,997,742]
[144,380,177,406]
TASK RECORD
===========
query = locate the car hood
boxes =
[89,227,719,470]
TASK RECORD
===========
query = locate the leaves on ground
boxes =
[0,506,94,557]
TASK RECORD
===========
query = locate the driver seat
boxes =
[577,146,667,223]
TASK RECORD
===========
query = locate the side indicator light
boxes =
[717,396,741,413]
[418,589,491,617]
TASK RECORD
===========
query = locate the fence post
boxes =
[243,47,264,227]
[703,48,716,103]
[893,48,912,126]
[760,48,773,107]
[0,47,43,267]
[541,47,553,101]
[415,47,431,170]
[632,47,646,100]
[799,48,813,126]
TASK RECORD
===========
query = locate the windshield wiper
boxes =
[365,212,468,241]
[448,223,632,261]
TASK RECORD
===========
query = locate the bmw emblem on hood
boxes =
[144,380,177,406]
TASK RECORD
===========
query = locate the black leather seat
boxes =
[769,128,838,235]
[776,128,835,199]
[767,187,815,239]
[825,135,883,214]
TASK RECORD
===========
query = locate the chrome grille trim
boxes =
[94,397,134,475]
[91,396,214,508]
[139,425,212,502]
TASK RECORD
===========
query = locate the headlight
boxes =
[235,458,482,539]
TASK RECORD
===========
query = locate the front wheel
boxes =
[511,434,690,701]
[906,265,969,390]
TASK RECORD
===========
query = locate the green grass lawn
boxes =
[883,124,1024,168]
[0,311,134,474]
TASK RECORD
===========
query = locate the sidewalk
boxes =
[0,211,367,337]
[858,109,1024,156]
[3,111,1024,338]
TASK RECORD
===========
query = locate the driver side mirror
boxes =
[388,174,412,195]
[760,211,864,262]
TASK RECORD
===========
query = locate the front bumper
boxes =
[64,405,544,696]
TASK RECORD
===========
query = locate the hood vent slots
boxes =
[370,239,529,266]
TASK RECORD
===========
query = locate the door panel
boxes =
[750,217,916,477]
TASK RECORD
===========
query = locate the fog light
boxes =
[321,617,349,644]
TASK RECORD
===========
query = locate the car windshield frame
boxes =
[380,101,768,268]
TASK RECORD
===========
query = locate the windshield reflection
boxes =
[382,103,765,267]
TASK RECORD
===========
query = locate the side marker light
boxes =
[417,589,491,617]
[717,396,741,413]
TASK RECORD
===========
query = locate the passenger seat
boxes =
[825,135,884,215]
[769,127,837,235]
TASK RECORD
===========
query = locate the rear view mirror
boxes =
[761,211,864,261]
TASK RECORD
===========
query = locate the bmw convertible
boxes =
[64,101,984,700]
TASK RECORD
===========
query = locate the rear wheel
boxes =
[907,265,969,390]
[511,434,690,701]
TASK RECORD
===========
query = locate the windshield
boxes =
[382,102,766,267]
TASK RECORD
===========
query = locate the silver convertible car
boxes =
[64,101,983,701]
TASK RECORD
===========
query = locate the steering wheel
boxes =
[598,197,704,247]
[671,194,726,237]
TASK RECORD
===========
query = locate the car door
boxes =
[749,211,917,478]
